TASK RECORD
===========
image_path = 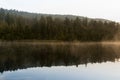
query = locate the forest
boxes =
[0,8,119,41]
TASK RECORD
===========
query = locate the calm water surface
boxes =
[0,42,120,80]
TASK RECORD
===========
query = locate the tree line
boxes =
[0,8,119,41]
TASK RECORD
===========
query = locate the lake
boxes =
[0,42,120,80]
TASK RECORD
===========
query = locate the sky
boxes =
[0,0,120,22]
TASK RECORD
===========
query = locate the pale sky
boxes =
[0,0,120,22]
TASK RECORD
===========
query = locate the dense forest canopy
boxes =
[0,8,120,41]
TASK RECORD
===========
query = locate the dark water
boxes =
[0,42,120,80]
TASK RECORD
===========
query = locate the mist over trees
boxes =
[0,8,119,41]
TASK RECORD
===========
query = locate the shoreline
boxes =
[0,40,120,45]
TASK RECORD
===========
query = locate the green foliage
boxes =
[0,8,119,41]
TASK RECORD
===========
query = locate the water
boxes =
[0,42,120,80]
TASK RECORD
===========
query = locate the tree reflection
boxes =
[0,43,119,73]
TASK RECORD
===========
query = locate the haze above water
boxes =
[0,42,120,80]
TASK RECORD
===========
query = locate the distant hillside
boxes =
[0,8,111,22]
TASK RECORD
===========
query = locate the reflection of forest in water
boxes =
[0,42,120,73]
